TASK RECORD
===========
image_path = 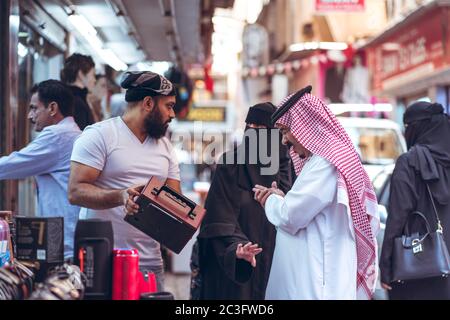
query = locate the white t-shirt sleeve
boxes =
[71,126,107,171]
[167,140,180,181]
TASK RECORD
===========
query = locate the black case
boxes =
[124,177,205,254]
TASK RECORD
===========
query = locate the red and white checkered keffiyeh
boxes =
[276,92,380,300]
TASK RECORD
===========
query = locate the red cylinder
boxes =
[138,271,157,294]
[112,248,140,300]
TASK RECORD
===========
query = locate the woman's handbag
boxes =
[391,185,450,283]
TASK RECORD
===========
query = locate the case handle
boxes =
[151,184,197,216]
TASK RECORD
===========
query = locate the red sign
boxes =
[316,0,365,12]
[367,8,450,91]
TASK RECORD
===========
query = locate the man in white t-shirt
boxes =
[68,71,181,291]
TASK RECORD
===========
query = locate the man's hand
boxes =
[236,242,263,267]
[123,185,145,215]
[381,282,392,291]
[268,181,285,197]
[253,185,272,207]
[252,181,285,207]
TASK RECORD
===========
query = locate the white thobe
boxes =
[264,155,357,300]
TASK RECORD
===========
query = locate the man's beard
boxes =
[144,107,170,139]
[286,141,306,159]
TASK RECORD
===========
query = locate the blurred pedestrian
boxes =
[0,80,81,260]
[110,92,127,118]
[88,74,109,121]
[380,101,450,299]
[254,86,380,300]
[196,103,293,300]
[61,53,96,130]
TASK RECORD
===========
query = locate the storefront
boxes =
[16,1,69,216]
[1,0,117,213]
[241,47,366,109]
[365,2,450,123]
[0,0,20,211]
[241,50,325,105]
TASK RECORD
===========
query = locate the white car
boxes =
[339,117,406,300]
[367,163,396,300]
[338,117,407,181]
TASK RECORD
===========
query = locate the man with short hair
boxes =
[68,71,180,291]
[0,80,81,260]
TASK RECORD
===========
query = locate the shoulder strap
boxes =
[426,184,443,233]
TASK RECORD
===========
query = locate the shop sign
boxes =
[183,107,226,122]
[315,0,365,12]
[367,9,449,91]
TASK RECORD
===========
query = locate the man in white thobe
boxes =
[254,86,380,300]
[261,154,357,299]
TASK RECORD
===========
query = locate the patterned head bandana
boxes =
[275,88,380,299]
[120,71,176,102]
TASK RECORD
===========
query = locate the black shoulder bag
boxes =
[391,184,450,283]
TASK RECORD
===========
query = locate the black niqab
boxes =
[239,102,290,190]
[404,102,450,163]
[236,127,289,191]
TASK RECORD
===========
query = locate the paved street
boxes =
[165,273,191,300]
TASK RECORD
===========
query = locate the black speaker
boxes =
[73,219,114,300]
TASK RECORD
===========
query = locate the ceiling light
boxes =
[68,14,98,38]
[100,49,128,71]
[68,13,127,71]
[290,42,348,52]
[18,43,28,58]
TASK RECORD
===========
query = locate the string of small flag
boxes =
[242,53,329,78]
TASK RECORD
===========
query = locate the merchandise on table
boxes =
[15,216,64,282]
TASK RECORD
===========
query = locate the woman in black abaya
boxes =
[380,101,450,299]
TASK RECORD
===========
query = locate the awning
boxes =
[378,66,450,97]
[39,0,207,67]
[362,0,450,49]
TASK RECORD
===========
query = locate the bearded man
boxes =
[68,71,180,291]
[253,86,380,300]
